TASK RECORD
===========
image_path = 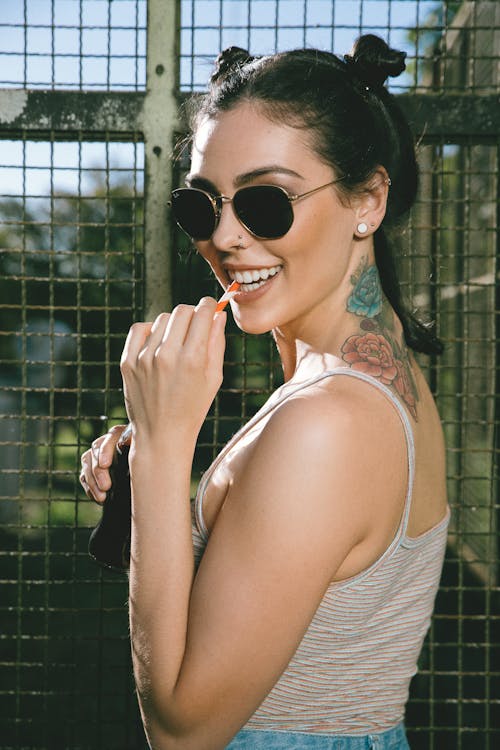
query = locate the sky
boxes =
[0,0,440,196]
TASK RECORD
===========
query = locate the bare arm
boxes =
[122,301,407,749]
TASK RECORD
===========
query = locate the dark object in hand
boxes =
[88,443,131,572]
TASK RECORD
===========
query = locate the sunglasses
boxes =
[169,178,343,241]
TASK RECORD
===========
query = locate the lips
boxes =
[227,265,282,290]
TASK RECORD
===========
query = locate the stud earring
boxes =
[356,222,368,234]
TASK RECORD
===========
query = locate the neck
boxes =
[272,254,418,418]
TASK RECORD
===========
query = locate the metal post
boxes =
[142,0,181,319]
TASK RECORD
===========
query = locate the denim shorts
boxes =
[225,722,410,749]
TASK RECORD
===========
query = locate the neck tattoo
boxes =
[340,257,419,420]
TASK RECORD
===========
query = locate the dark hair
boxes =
[188,35,443,356]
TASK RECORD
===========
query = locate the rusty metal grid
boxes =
[403,138,500,749]
[0,0,147,90]
[179,0,499,93]
[0,1,498,748]
[0,137,145,748]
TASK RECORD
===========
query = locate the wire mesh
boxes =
[0,0,147,90]
[0,138,145,747]
[0,1,498,748]
[404,137,499,749]
[179,0,498,93]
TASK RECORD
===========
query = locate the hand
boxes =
[120,298,226,445]
[79,424,130,504]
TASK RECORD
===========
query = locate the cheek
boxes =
[193,242,228,286]
[276,212,332,265]
[277,215,354,297]
[194,241,217,269]
[294,192,355,243]
[194,240,211,258]
[288,205,355,269]
[286,208,331,256]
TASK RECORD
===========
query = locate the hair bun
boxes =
[211,46,254,84]
[344,34,406,89]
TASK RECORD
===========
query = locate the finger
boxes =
[180,297,218,361]
[98,425,127,467]
[118,424,132,447]
[79,470,94,500]
[90,446,114,497]
[80,452,106,504]
[137,313,171,363]
[204,311,227,381]
[80,472,102,504]
[159,304,196,354]
[209,311,227,363]
[93,424,128,493]
[120,322,153,370]
[89,437,112,496]
[91,436,106,468]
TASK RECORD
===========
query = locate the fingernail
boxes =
[214,310,227,327]
[195,297,212,311]
[150,316,162,333]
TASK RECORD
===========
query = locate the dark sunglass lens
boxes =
[170,189,216,240]
[234,186,293,239]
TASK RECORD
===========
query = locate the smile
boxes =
[227,265,282,291]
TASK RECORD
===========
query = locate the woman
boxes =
[80,35,449,749]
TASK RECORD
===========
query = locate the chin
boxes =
[232,312,274,336]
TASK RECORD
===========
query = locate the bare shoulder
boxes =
[237,373,409,551]
[266,370,407,455]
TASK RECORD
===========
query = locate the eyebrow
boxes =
[234,166,304,187]
[185,174,217,193]
[186,165,304,192]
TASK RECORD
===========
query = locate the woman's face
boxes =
[188,101,359,337]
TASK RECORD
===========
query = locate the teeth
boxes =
[244,280,266,291]
[229,265,282,285]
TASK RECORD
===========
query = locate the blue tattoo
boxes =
[347,265,383,318]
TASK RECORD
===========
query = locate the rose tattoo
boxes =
[341,332,418,418]
[341,332,398,385]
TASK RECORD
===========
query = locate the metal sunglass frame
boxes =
[169,177,344,240]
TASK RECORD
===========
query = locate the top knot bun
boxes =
[344,34,406,89]
[211,46,254,85]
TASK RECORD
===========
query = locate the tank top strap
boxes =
[195,367,415,543]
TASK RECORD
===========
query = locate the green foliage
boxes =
[406,1,462,84]
[0,174,144,527]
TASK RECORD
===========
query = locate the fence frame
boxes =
[0,1,499,747]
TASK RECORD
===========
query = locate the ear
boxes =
[353,167,390,238]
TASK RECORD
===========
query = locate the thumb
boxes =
[208,311,227,371]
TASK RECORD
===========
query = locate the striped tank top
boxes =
[191,368,450,734]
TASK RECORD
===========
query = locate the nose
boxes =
[211,197,249,250]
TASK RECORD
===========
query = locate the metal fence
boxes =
[0,1,499,748]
